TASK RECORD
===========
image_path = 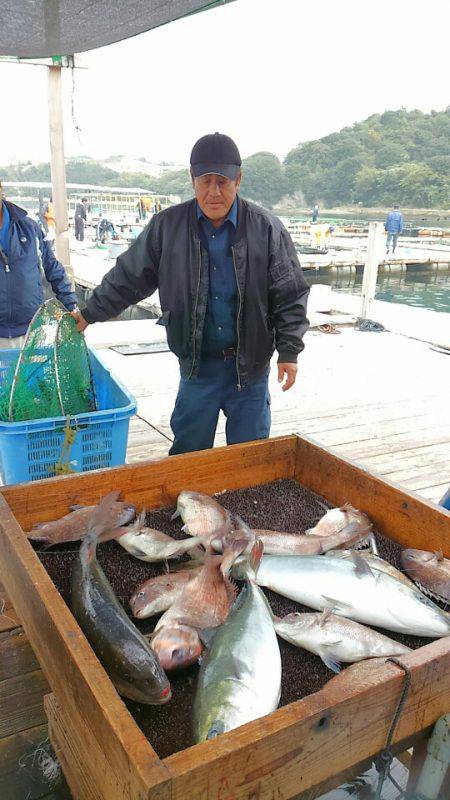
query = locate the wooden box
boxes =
[0,435,449,800]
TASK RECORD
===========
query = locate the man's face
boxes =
[193,171,241,224]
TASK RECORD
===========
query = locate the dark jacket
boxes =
[82,196,310,387]
[0,201,77,338]
[75,202,87,221]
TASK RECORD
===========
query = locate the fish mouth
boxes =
[154,685,172,704]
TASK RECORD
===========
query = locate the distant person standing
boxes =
[384,205,403,255]
[311,204,319,223]
[43,197,56,248]
[74,197,88,241]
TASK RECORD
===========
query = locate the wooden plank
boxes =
[0,722,68,800]
[0,496,171,800]
[0,589,20,633]
[332,427,450,458]
[165,641,450,800]
[293,435,450,554]
[0,627,40,682]
[45,693,167,800]
[0,668,48,738]
[46,694,107,800]
[1,436,297,529]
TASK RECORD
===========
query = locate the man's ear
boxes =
[190,168,196,189]
[235,169,242,190]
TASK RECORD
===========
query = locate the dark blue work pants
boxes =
[169,357,271,455]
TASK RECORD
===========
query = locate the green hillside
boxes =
[1,108,449,209]
[284,108,450,208]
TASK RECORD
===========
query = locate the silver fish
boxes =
[117,511,206,562]
[235,551,450,637]
[327,549,415,588]
[274,609,411,672]
[193,580,281,743]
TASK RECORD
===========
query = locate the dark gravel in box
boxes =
[35,479,434,759]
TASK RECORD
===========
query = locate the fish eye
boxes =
[137,591,145,598]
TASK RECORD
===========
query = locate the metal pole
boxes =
[47,65,72,282]
[360,221,384,319]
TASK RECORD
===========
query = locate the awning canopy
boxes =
[0,1,234,58]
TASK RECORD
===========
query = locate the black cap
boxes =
[190,132,241,180]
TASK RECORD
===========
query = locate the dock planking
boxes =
[0,582,70,799]
[95,326,449,505]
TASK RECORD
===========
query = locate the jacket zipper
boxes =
[188,240,202,378]
[231,246,242,390]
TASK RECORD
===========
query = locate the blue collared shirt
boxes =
[0,201,10,256]
[197,198,238,357]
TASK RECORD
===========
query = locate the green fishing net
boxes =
[0,299,97,422]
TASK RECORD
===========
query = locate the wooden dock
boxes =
[98,321,449,506]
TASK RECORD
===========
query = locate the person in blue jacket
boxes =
[0,187,77,348]
[384,205,403,255]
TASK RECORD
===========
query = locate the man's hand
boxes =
[70,309,89,333]
[277,363,297,392]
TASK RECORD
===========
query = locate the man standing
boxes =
[384,204,403,254]
[0,184,77,348]
[311,204,319,223]
[72,133,309,454]
[74,197,88,241]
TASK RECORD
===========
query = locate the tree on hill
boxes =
[283,107,450,207]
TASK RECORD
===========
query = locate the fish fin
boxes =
[351,552,375,578]
[130,508,146,533]
[232,654,250,680]
[322,595,354,615]
[320,652,342,673]
[198,627,218,648]
[171,509,181,521]
[320,607,335,625]
[69,504,84,512]
[250,537,264,577]
[181,523,188,532]
[435,550,444,562]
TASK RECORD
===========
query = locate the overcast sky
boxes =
[1,0,449,166]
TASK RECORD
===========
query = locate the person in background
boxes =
[311,204,319,223]
[384,204,403,255]
[137,197,146,221]
[0,181,77,348]
[43,197,56,248]
[156,198,162,213]
[96,217,117,244]
[74,197,88,241]
[71,132,309,456]
[440,485,450,511]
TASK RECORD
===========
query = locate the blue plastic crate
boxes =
[0,348,136,484]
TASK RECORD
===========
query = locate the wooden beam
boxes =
[47,65,71,280]
[360,221,384,319]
